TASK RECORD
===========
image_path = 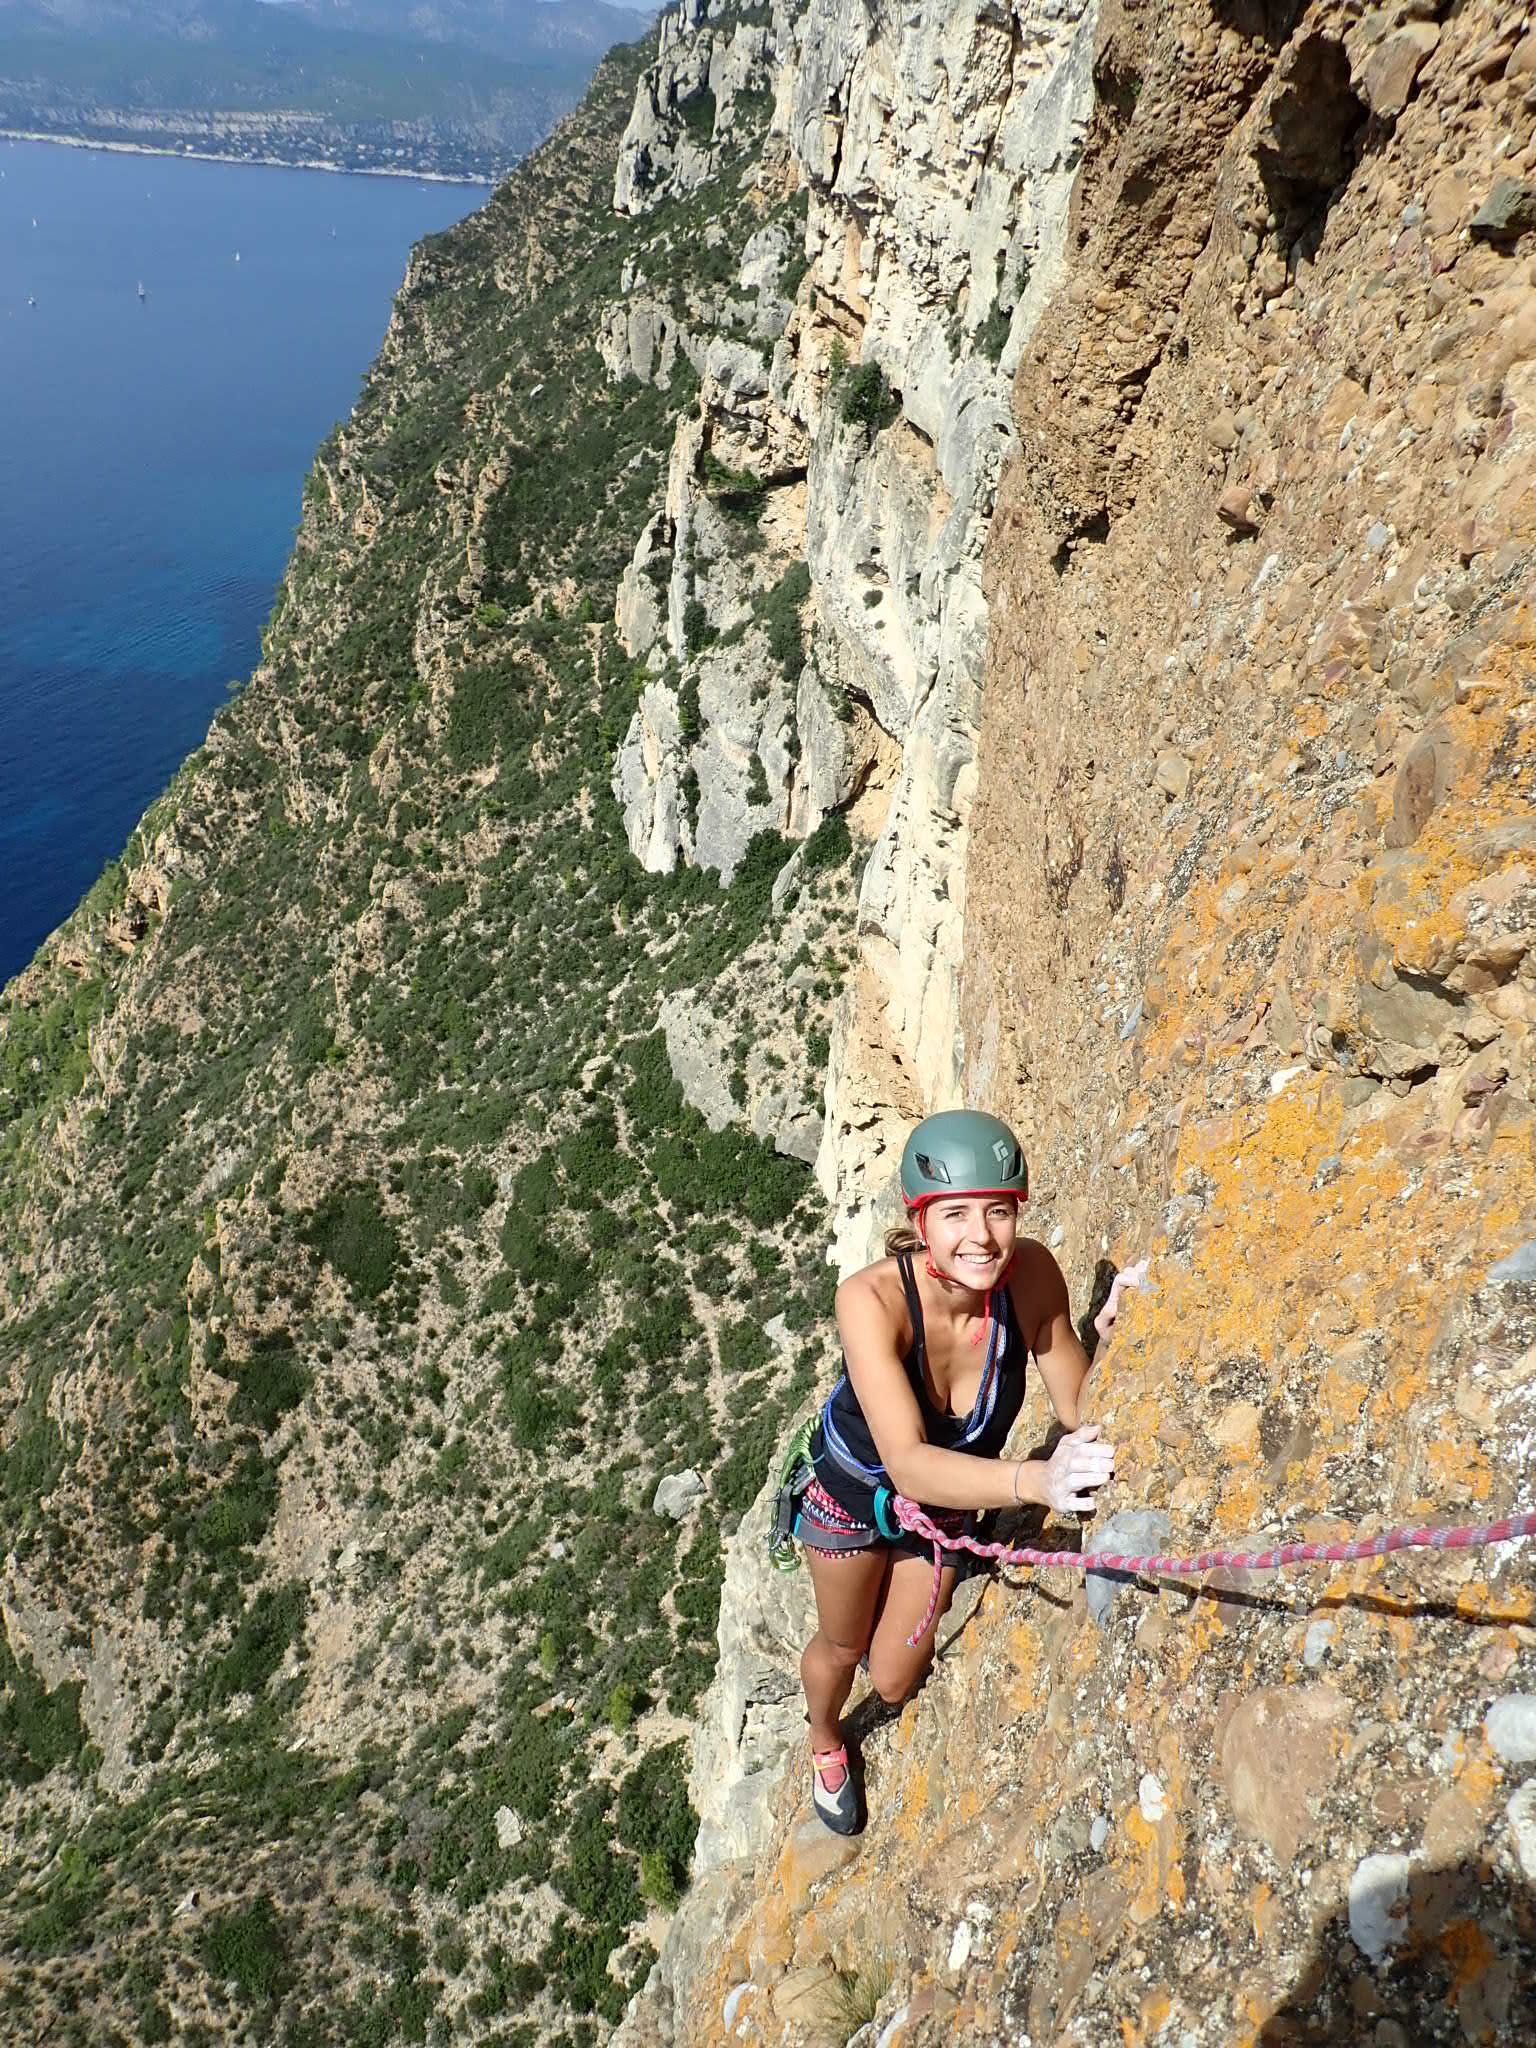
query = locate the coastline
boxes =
[0,127,498,186]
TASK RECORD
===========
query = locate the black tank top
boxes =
[813,1249,1027,1517]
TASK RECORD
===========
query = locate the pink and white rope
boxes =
[891,1497,1536,1648]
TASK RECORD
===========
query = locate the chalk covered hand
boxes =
[1043,1424,1117,1514]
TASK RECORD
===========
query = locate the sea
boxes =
[0,139,488,987]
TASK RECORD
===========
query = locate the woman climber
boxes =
[789,1109,1118,1835]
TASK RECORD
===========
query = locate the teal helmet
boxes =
[899,1109,1028,1212]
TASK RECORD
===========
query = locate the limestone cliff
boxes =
[4,2,1535,2044]
[611,0,1101,1274]
[622,2,1536,2045]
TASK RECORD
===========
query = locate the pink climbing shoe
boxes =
[811,1743,860,1835]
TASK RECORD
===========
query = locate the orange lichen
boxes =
[1438,1917,1496,1999]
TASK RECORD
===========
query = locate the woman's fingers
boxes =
[1043,1424,1117,1513]
[1067,1447,1115,1480]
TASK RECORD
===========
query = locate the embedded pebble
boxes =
[1487,1240,1536,1284]
[1347,1852,1410,1962]
[1485,1694,1536,1763]
[1138,1773,1167,1824]
[1084,1510,1173,1624]
[948,1919,973,1971]
[1303,1618,1337,1669]
[722,1982,755,2032]
[1507,1784,1536,1882]
[1090,1814,1109,1851]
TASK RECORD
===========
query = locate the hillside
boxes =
[0,9,848,2042]
[0,0,638,176]
[4,1,1536,2047]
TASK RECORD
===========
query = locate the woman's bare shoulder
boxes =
[836,1255,904,1309]
[835,1256,911,1337]
[1012,1234,1058,1270]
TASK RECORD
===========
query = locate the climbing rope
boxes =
[890,1496,1536,1649]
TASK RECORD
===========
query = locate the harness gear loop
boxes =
[767,1413,818,1572]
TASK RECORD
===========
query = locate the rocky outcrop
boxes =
[687,1443,817,1873]
[787,0,1101,1273]
[614,0,778,215]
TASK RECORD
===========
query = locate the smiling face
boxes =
[919,1195,1020,1288]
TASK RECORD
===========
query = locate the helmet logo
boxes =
[993,1139,1014,1169]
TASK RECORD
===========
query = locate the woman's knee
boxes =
[866,1645,930,1707]
[804,1629,864,1677]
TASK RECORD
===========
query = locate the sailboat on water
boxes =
[137,280,147,302]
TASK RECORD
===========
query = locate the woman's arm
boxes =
[836,1268,1111,1512]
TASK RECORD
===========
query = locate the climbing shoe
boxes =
[810,1744,860,1836]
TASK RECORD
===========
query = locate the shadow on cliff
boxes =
[1255,1856,1535,2045]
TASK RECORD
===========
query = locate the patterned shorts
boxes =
[795,1475,876,1558]
[795,1474,973,1565]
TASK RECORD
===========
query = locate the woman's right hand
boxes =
[1042,1424,1116,1513]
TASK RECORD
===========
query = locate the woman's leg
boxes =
[864,1553,960,1708]
[801,1544,891,1771]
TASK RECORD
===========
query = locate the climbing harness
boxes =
[890,1496,1536,1651]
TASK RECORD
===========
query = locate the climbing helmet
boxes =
[899,1109,1028,1212]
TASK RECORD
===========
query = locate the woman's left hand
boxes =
[1093,1258,1148,1348]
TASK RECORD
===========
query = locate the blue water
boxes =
[0,140,486,986]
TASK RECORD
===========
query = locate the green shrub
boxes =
[446,661,537,770]
[638,1850,678,1908]
[227,1333,310,1434]
[615,1742,697,1895]
[212,1583,306,1703]
[0,1637,88,1787]
[801,808,852,873]
[676,87,716,146]
[305,1184,401,1301]
[200,1894,290,2003]
[838,359,900,433]
[193,1452,279,1559]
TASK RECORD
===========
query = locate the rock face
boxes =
[610,0,1103,1276]
[792,0,1103,1276]
[623,1,1536,2043]
[614,0,777,216]
[687,1440,816,1873]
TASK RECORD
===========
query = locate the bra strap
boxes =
[896,1248,927,1375]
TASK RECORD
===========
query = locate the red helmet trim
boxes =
[903,1187,1027,1213]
